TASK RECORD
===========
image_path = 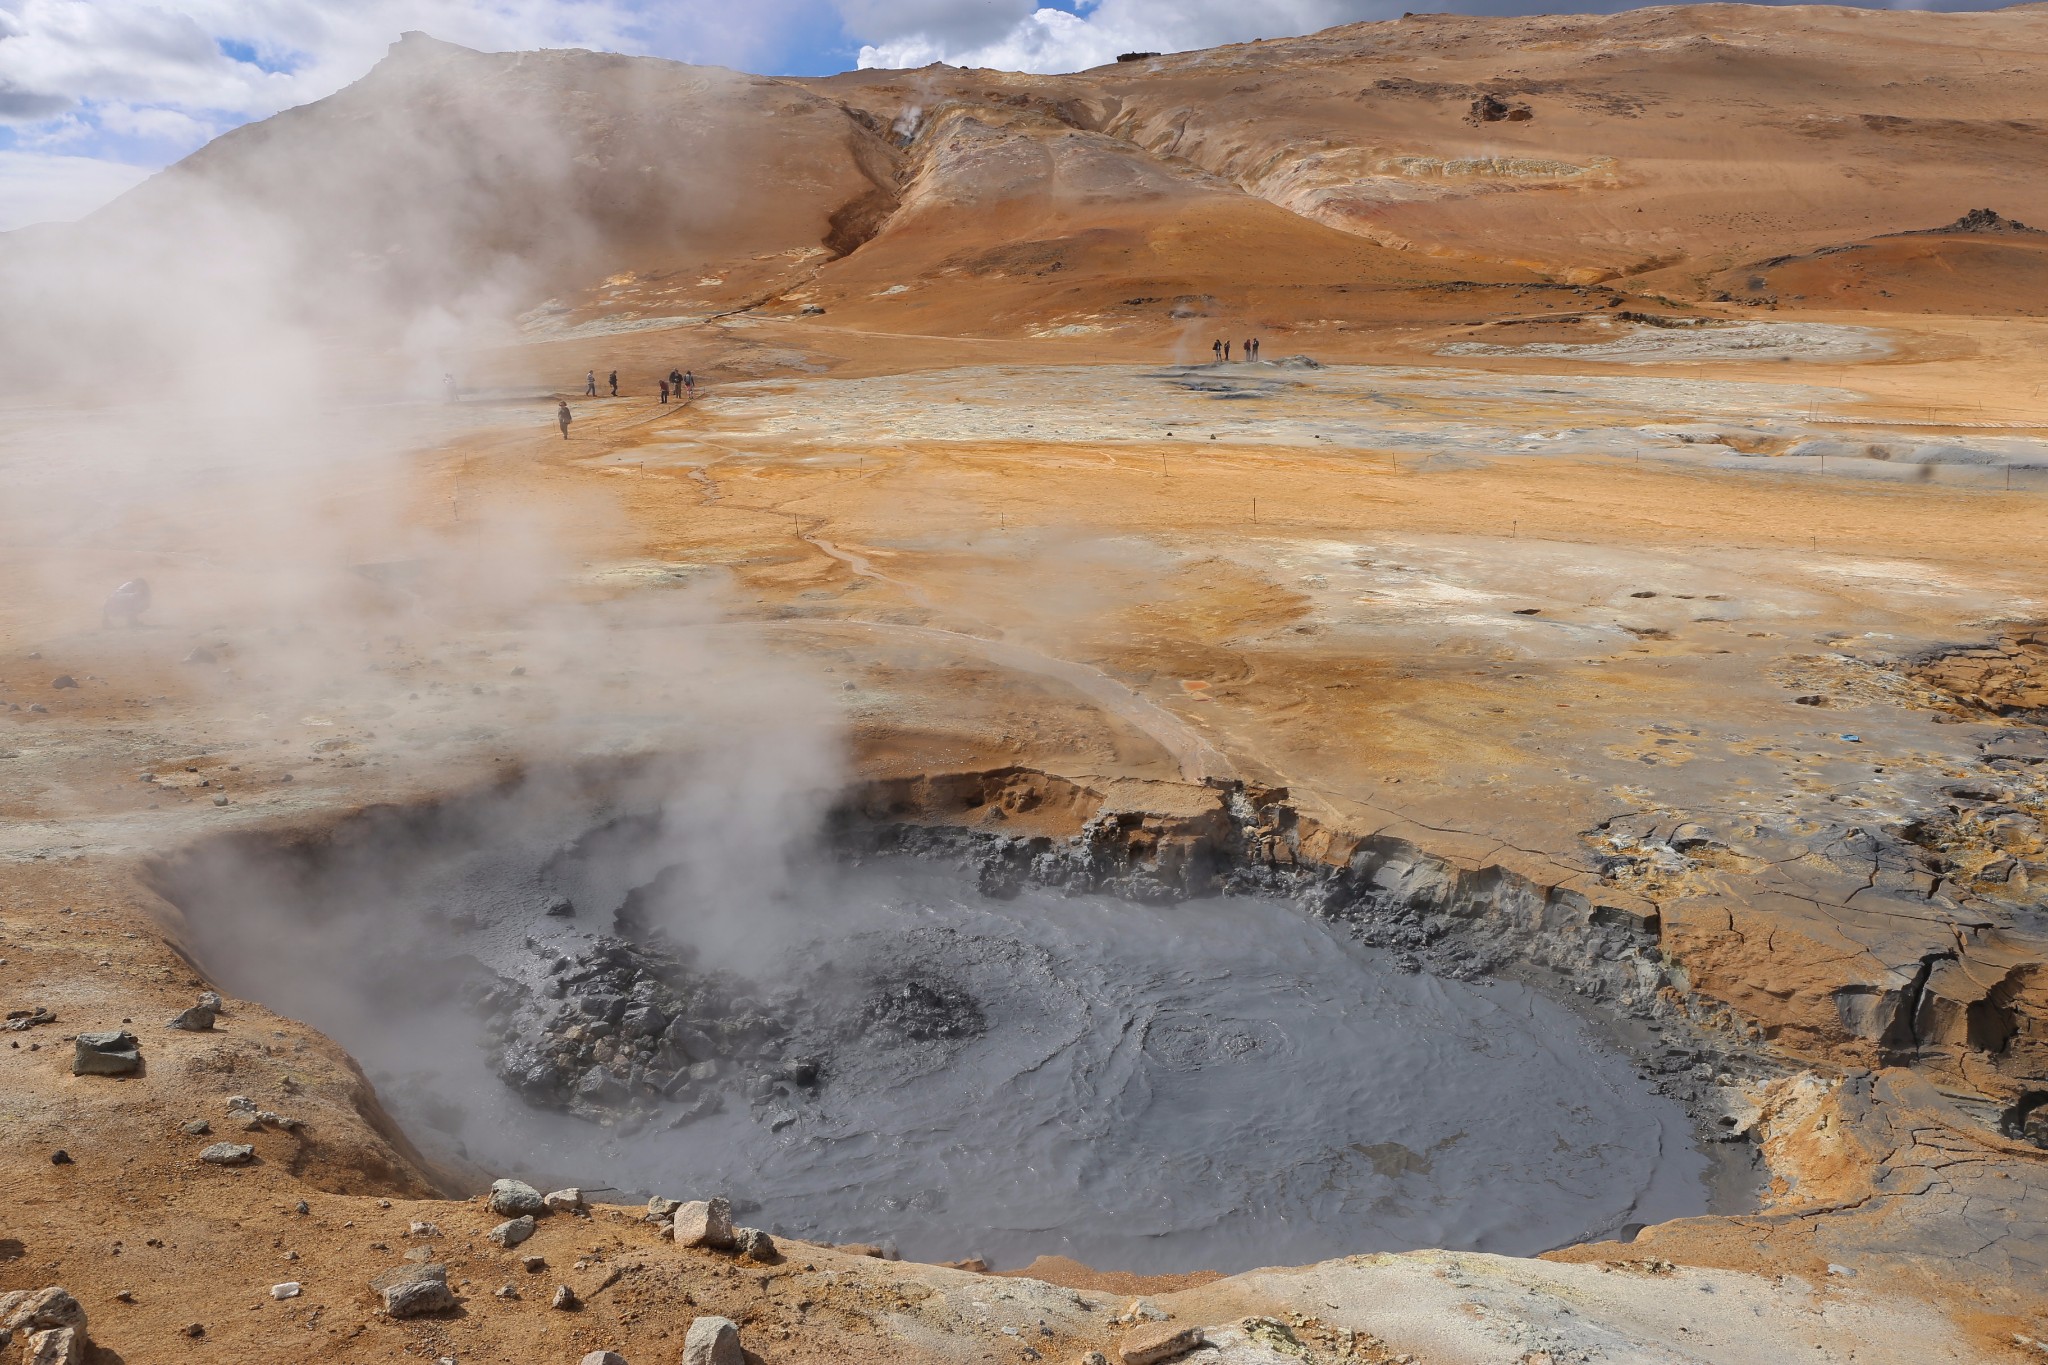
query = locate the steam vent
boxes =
[7,7,2048,1363]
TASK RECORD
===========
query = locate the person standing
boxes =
[659,379,670,405]
[1223,340,1232,362]
[584,370,597,397]
[683,369,695,398]
[1212,339,1223,363]
[608,369,618,397]
[557,399,572,439]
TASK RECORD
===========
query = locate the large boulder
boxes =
[670,1196,734,1250]
[487,1215,536,1248]
[487,1177,546,1216]
[682,1315,743,1365]
[71,1030,140,1075]
[374,1263,455,1317]
[25,1326,81,1365]
[1,1287,86,1334]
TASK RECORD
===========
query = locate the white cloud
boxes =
[0,148,150,229]
[851,0,1384,73]
[0,0,810,221]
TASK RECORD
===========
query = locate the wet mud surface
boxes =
[165,810,1707,1273]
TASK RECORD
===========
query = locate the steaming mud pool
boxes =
[171,823,1707,1273]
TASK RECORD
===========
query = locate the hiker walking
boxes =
[557,399,572,439]
[659,379,670,404]
[608,369,618,397]
[682,369,695,398]
[668,367,683,398]
[584,370,597,397]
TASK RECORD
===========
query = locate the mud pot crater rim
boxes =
[151,764,1737,1274]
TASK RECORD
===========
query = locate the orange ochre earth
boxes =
[5,5,2048,1363]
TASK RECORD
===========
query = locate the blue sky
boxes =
[0,0,2020,230]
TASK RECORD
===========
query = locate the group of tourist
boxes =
[559,364,698,438]
[1212,337,1261,363]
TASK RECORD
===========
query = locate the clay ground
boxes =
[3,300,2047,1364]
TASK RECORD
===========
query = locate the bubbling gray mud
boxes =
[169,823,1707,1273]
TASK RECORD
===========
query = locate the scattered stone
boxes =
[113,1291,134,1304]
[197,1143,255,1166]
[180,1120,211,1136]
[581,1353,628,1365]
[49,676,76,690]
[1118,1323,1205,1365]
[734,1226,778,1263]
[645,1196,679,1221]
[1079,1355,1110,1365]
[488,1178,546,1216]
[4,1006,55,1031]
[550,1284,581,1311]
[543,1187,585,1214]
[494,1284,519,1300]
[71,1031,141,1076]
[270,1283,300,1301]
[48,1150,71,1166]
[295,1200,310,1215]
[181,1323,204,1338]
[487,1216,536,1248]
[520,1254,547,1273]
[682,1315,743,1365]
[408,1221,439,1237]
[546,897,576,917]
[670,1197,734,1250]
[374,1263,455,1317]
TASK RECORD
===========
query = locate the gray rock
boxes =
[374,1263,453,1317]
[645,1196,679,1221]
[487,1178,546,1216]
[166,1002,216,1032]
[1119,1323,1205,1365]
[180,1120,211,1136]
[550,1284,581,1311]
[197,1142,254,1166]
[197,992,223,1012]
[487,1215,536,1248]
[71,1031,140,1076]
[734,1226,778,1262]
[581,1354,628,1365]
[49,675,76,690]
[670,1196,734,1250]
[25,1326,81,1365]
[542,1187,585,1214]
[2,1287,86,1334]
[682,1315,743,1365]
